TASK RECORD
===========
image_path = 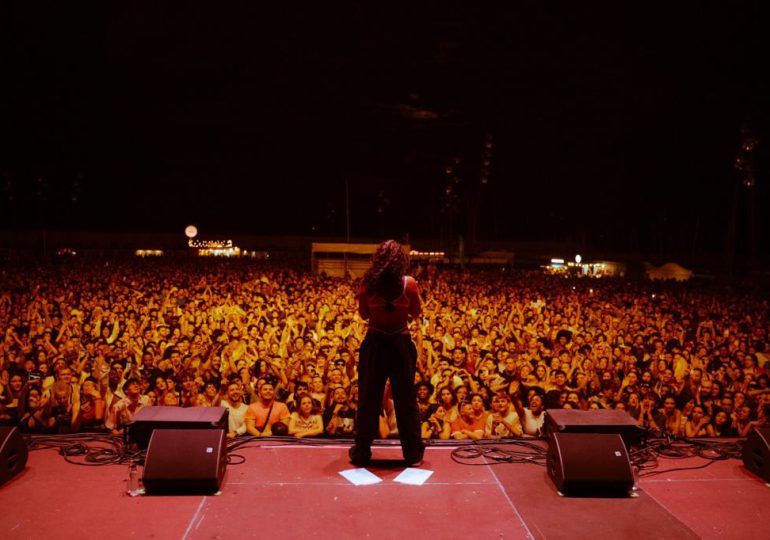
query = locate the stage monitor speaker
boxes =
[128,406,228,449]
[142,428,227,495]
[742,427,770,483]
[547,432,634,496]
[0,426,28,487]
[545,409,642,448]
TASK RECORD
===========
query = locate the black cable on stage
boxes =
[687,437,743,460]
[225,435,548,467]
[450,439,548,467]
[223,435,495,466]
[632,436,743,477]
[23,431,745,478]
[16,432,567,471]
[224,435,321,459]
[226,454,246,465]
[639,458,718,478]
[25,432,140,467]
[443,433,745,477]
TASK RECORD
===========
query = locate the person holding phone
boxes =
[638,392,665,433]
[349,240,424,467]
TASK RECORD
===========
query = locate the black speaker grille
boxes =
[142,428,227,495]
[547,432,634,496]
[0,426,29,487]
[742,427,770,482]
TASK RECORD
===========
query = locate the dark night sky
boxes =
[1,2,768,254]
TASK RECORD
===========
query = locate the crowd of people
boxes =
[1,258,768,442]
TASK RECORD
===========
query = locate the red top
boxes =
[358,276,422,335]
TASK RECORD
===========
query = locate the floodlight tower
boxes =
[725,121,759,275]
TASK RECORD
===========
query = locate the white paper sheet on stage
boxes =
[339,468,383,486]
[393,468,433,485]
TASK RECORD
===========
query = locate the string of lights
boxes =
[188,239,233,249]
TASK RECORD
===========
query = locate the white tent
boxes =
[311,243,410,278]
[644,262,693,281]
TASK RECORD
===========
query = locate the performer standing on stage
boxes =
[349,239,425,467]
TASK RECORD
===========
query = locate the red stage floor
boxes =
[1,442,769,539]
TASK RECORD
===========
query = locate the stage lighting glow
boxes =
[575,254,582,263]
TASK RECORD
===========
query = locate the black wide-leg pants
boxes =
[353,332,423,462]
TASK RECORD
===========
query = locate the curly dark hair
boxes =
[361,239,409,309]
